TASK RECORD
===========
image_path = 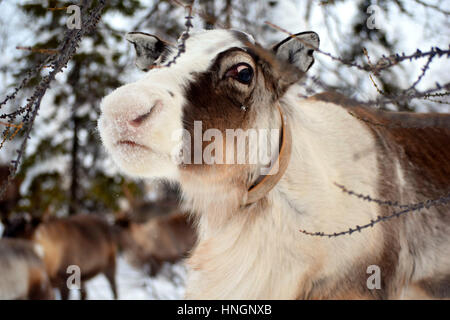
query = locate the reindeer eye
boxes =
[225,63,253,84]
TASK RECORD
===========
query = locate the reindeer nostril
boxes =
[130,111,152,127]
[129,100,163,127]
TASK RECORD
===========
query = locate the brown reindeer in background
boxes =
[115,212,196,277]
[0,238,54,300]
[2,214,118,299]
[115,184,196,276]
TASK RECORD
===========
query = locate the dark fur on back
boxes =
[312,92,450,298]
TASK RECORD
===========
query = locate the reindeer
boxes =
[0,238,54,300]
[115,212,196,276]
[98,29,450,299]
[2,214,118,299]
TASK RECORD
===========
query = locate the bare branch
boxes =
[0,0,106,201]
[165,2,194,67]
[414,0,450,15]
[299,183,450,238]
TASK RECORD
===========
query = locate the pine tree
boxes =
[12,0,144,216]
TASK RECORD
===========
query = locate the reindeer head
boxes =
[2,213,42,239]
[98,29,319,188]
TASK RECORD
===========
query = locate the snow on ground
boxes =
[71,257,186,300]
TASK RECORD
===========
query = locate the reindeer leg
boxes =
[104,256,118,300]
[148,257,162,277]
[80,282,88,300]
[59,280,70,300]
[27,267,55,300]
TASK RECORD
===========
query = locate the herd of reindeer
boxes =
[0,166,196,300]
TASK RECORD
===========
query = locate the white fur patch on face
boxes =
[98,81,181,179]
[98,30,255,180]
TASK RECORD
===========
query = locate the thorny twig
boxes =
[363,48,388,98]
[414,0,450,16]
[0,121,23,149]
[407,54,434,91]
[334,182,421,209]
[367,82,450,111]
[265,20,450,110]
[0,0,106,201]
[344,89,450,130]
[264,21,450,75]
[16,46,59,55]
[0,55,54,117]
[165,1,194,67]
[299,183,450,238]
[424,98,450,105]
[422,91,450,105]
[424,91,450,98]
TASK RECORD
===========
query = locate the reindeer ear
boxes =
[115,216,130,229]
[126,32,170,71]
[0,212,8,224]
[31,216,42,227]
[273,31,319,73]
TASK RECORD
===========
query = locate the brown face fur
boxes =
[180,45,296,181]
